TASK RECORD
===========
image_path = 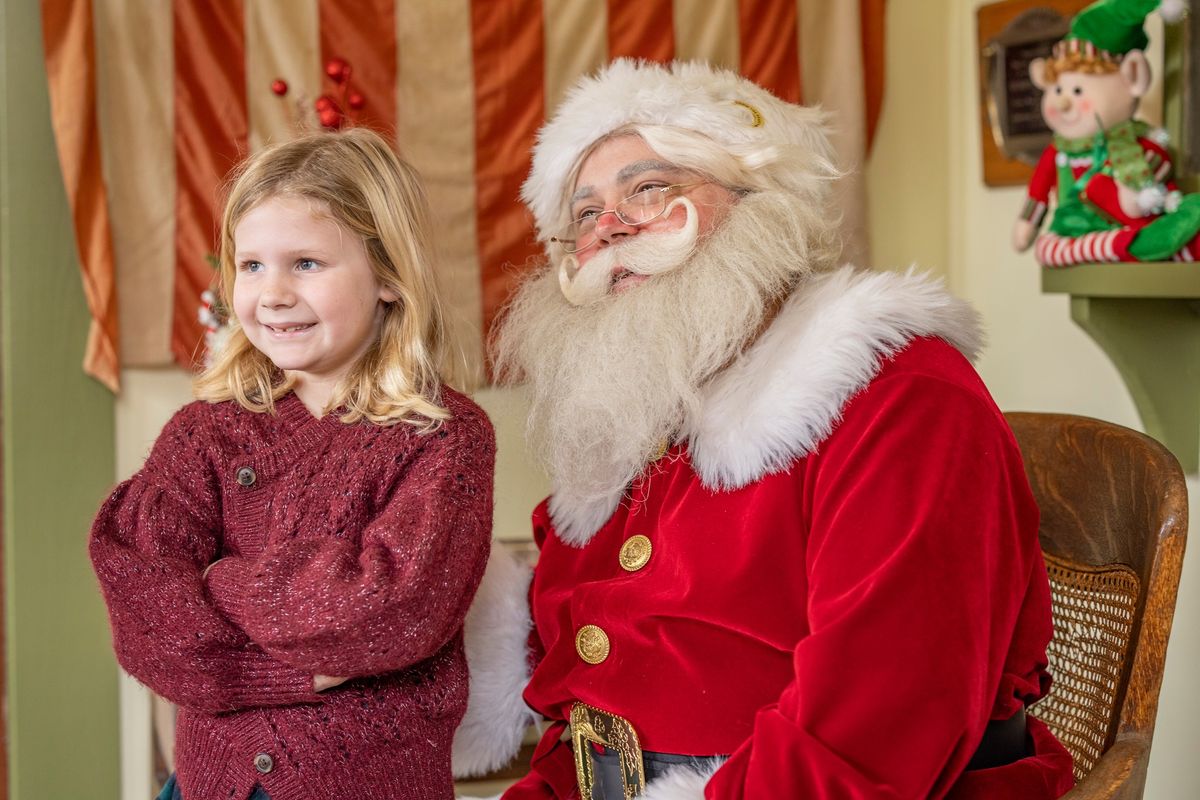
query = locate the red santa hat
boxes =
[520,58,837,244]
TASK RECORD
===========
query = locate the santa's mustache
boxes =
[557,197,700,306]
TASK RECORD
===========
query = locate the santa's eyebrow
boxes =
[569,185,598,206]
[615,159,681,183]
[569,160,686,206]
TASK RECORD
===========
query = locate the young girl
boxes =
[89,128,495,800]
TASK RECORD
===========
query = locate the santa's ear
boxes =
[1121,50,1152,98]
[1029,57,1049,90]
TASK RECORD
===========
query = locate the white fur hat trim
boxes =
[521,58,832,242]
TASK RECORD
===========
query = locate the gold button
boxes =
[619,535,652,572]
[575,624,610,664]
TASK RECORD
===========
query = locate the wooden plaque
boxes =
[1182,8,1199,185]
[976,0,1094,187]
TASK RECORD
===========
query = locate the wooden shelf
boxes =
[1042,262,1200,472]
[1042,261,1200,298]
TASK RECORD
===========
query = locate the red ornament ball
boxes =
[315,94,335,112]
[318,108,343,129]
[325,57,351,84]
[270,79,288,97]
[348,92,365,110]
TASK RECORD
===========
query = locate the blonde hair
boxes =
[194,128,452,428]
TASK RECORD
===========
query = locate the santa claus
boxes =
[455,59,1075,800]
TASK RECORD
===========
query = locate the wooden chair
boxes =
[1004,412,1188,800]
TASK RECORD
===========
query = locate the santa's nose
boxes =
[594,210,637,243]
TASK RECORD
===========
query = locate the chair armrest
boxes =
[1058,734,1151,800]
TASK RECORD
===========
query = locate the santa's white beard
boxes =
[493,191,831,542]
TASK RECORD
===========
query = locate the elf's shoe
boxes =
[1128,193,1200,261]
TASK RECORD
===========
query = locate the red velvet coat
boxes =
[493,267,1075,800]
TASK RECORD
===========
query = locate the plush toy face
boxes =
[1029,51,1150,140]
[1040,71,1138,139]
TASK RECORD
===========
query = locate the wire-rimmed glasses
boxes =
[550,183,706,254]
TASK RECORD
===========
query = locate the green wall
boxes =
[1,1,120,798]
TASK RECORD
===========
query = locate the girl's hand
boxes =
[313,674,348,692]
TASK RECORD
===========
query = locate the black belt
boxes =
[965,706,1030,771]
[588,747,724,799]
[584,708,1028,799]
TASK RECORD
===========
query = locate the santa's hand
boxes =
[1012,219,1036,252]
[313,674,348,692]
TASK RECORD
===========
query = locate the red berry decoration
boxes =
[315,94,335,111]
[348,92,365,111]
[318,107,343,129]
[270,79,288,96]
[325,57,351,85]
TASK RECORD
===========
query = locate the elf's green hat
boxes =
[1069,0,1156,55]
[1055,0,1186,59]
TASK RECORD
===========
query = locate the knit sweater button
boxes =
[236,467,257,487]
[253,752,274,773]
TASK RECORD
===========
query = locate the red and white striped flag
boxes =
[43,0,884,388]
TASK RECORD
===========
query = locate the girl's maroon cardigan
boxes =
[90,389,494,800]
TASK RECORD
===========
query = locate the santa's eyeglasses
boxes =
[550,183,707,254]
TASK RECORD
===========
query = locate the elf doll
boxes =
[1012,0,1200,267]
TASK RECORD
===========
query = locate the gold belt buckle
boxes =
[570,702,646,799]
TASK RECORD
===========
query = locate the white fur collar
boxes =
[548,266,983,541]
[689,265,983,489]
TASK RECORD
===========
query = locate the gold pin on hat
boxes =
[733,99,764,127]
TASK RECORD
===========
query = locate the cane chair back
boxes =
[1004,412,1187,800]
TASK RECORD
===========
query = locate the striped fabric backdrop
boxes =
[43,0,885,390]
